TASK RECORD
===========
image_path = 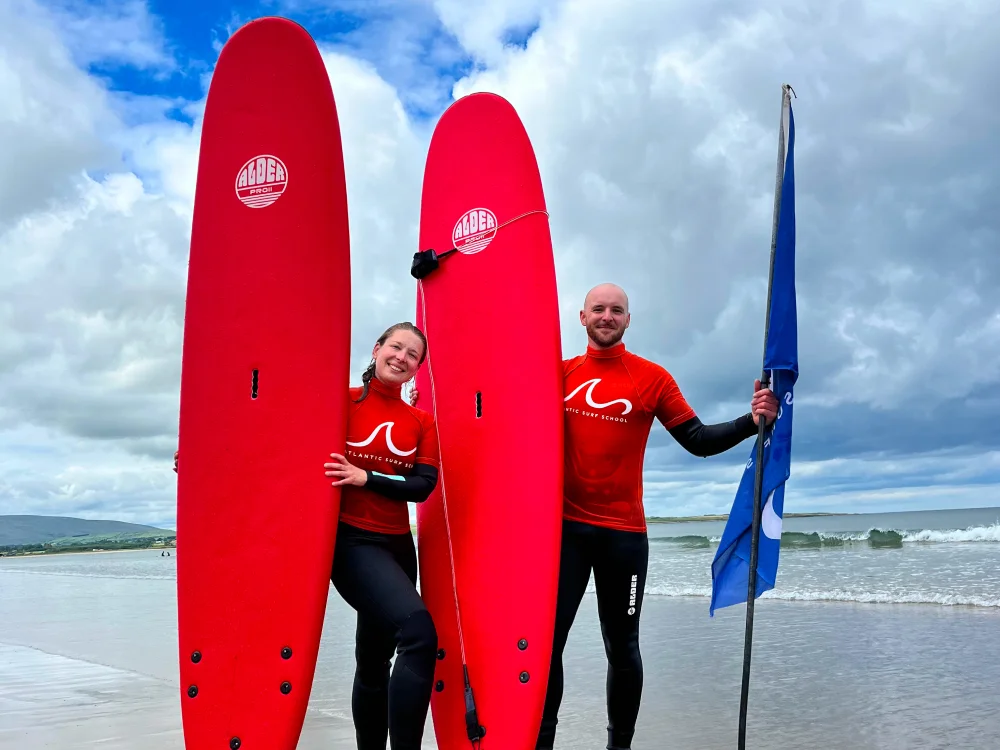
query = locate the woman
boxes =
[174,321,439,750]
[324,321,439,750]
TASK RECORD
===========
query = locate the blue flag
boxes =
[709,94,798,616]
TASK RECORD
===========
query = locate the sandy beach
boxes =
[2,508,998,749]
[4,591,998,750]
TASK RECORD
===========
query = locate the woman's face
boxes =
[373,329,424,386]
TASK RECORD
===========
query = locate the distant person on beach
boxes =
[175,321,440,750]
[537,283,778,750]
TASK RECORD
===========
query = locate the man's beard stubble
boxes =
[588,321,625,348]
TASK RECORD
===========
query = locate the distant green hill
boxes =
[45,530,173,547]
[0,515,175,547]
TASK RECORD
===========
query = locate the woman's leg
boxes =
[332,524,437,750]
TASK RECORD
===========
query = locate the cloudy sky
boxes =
[1,0,997,530]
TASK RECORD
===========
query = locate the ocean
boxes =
[1,506,997,749]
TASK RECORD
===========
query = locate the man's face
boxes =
[580,284,630,348]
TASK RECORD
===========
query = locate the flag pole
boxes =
[737,82,795,750]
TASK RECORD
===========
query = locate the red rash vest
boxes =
[339,376,439,535]
[562,341,697,532]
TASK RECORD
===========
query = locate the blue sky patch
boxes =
[70,0,479,124]
[501,20,540,51]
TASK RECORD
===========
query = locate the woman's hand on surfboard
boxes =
[408,388,419,406]
[173,450,178,473]
[750,379,780,426]
[324,453,368,487]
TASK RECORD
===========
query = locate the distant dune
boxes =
[0,515,175,547]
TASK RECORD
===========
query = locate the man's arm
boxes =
[649,364,764,458]
[667,414,757,458]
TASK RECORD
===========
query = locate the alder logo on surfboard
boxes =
[452,208,497,255]
[235,154,288,209]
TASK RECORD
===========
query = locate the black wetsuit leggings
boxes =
[331,521,438,750]
[537,520,649,750]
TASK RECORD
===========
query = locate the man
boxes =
[536,283,779,750]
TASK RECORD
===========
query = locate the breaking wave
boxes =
[640,584,1000,609]
[652,523,1000,549]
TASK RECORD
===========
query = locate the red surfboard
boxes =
[175,17,350,750]
[413,92,564,750]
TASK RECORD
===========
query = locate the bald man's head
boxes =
[580,283,630,349]
[583,283,629,313]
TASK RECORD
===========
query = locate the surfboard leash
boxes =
[410,209,550,279]
[411,207,548,746]
[417,280,487,746]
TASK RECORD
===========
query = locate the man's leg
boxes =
[591,527,649,750]
[536,520,595,749]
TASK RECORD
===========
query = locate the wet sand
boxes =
[0,642,402,749]
[2,549,998,749]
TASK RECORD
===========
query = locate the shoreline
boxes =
[0,513,856,556]
[645,511,849,524]
[0,548,170,559]
[0,542,176,559]
[407,511,848,533]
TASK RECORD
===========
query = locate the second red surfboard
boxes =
[413,92,564,750]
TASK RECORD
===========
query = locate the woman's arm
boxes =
[364,462,439,504]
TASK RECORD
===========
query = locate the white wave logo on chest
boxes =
[346,422,416,456]
[564,378,633,415]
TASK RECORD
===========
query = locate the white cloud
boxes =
[433,0,554,64]
[0,0,193,525]
[1,0,998,525]
[642,450,1000,517]
[39,0,176,73]
[0,1,121,224]
[0,424,178,527]
[0,169,189,461]
[280,0,471,116]
[314,50,428,372]
[0,2,438,527]
[447,0,1000,411]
